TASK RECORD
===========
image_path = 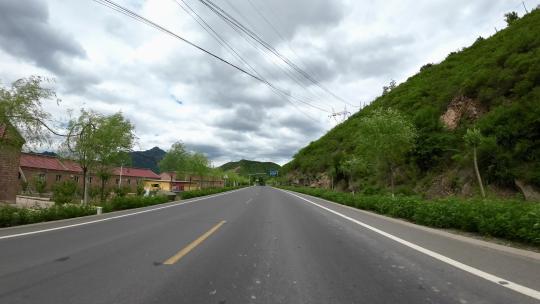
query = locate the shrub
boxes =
[280,186,540,245]
[113,186,130,198]
[0,204,96,227]
[136,184,145,196]
[180,187,244,199]
[33,177,47,195]
[99,195,169,212]
[52,180,79,205]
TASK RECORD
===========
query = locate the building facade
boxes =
[0,123,25,203]
[18,153,160,194]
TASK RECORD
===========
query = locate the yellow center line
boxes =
[163,220,227,265]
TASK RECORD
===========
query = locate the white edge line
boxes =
[0,187,250,240]
[278,188,540,301]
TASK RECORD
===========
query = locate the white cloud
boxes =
[0,0,536,165]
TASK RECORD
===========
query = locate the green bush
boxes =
[99,195,169,212]
[0,187,244,228]
[0,204,96,227]
[281,186,540,245]
[52,180,79,205]
[180,187,244,199]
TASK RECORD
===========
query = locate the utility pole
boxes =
[328,106,351,124]
[522,1,529,13]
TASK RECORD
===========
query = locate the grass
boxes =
[280,186,540,246]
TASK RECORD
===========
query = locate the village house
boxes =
[18,152,160,194]
[143,172,225,192]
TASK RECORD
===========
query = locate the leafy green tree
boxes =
[189,152,210,189]
[463,128,486,198]
[382,79,397,96]
[505,11,519,25]
[33,176,47,195]
[355,108,417,197]
[0,76,59,146]
[52,180,79,205]
[159,141,190,175]
[93,113,134,201]
[64,110,134,204]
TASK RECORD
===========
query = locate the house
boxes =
[19,153,83,192]
[113,167,160,191]
[18,153,160,194]
[143,172,224,192]
[0,123,25,203]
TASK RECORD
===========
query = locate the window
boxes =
[73,176,79,182]
[18,172,21,180]
[127,179,131,185]
[56,175,61,182]
[116,178,120,185]
[38,173,46,181]
[89,177,93,183]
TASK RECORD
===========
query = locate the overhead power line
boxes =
[197,0,356,107]
[91,0,330,115]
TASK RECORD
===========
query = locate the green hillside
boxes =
[220,159,281,176]
[130,147,166,173]
[283,9,540,198]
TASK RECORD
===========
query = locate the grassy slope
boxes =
[284,10,540,191]
[219,159,281,176]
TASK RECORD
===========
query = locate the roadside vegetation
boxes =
[179,186,246,199]
[283,9,540,200]
[280,186,540,246]
[0,74,247,228]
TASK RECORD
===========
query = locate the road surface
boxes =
[0,186,539,303]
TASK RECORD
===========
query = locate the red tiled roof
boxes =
[62,159,83,172]
[20,153,82,173]
[113,167,160,179]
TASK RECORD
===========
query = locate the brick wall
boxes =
[19,168,84,193]
[0,143,22,203]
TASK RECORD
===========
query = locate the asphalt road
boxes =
[0,186,539,304]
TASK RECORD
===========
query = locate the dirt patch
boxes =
[440,95,486,130]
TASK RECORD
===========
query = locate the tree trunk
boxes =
[100,177,106,202]
[82,167,88,204]
[390,167,395,199]
[473,146,486,198]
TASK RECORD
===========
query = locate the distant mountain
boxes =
[38,151,57,157]
[130,147,166,173]
[219,159,281,176]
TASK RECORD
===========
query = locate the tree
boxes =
[64,110,134,203]
[93,113,135,201]
[355,108,417,197]
[504,11,519,26]
[189,152,210,189]
[0,76,59,146]
[382,79,397,96]
[159,141,190,176]
[463,128,486,198]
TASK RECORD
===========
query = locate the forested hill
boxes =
[130,147,166,173]
[219,160,281,176]
[283,9,540,198]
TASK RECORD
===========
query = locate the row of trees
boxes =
[158,141,249,188]
[1,77,136,203]
[327,108,486,198]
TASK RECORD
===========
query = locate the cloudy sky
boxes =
[0,0,537,165]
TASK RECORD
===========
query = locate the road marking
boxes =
[278,189,540,301]
[246,198,253,204]
[163,220,226,265]
[0,188,249,240]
